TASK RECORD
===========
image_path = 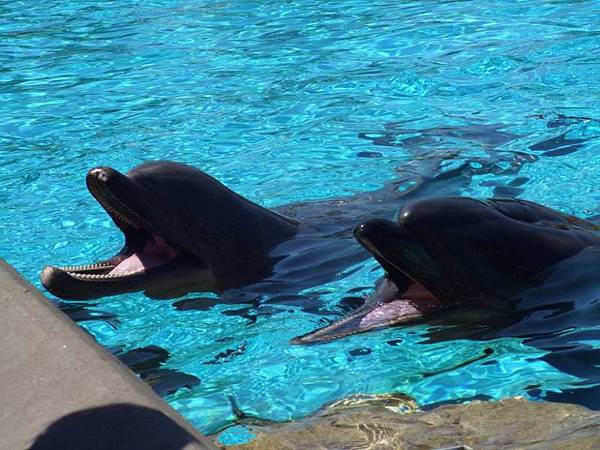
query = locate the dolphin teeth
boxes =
[90,178,149,228]
[67,271,143,280]
[61,262,114,271]
[89,184,150,230]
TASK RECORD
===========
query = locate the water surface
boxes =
[1,0,600,440]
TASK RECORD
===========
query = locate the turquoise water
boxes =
[2,0,600,440]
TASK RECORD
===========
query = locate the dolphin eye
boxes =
[394,211,414,228]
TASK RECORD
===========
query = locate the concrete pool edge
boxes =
[0,259,216,450]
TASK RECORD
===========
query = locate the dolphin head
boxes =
[41,161,298,300]
[292,197,599,344]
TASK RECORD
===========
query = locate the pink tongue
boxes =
[360,280,442,328]
[109,235,179,276]
[360,300,421,328]
[109,254,153,276]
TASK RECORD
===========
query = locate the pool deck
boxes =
[0,259,216,450]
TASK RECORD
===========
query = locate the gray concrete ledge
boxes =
[0,259,216,450]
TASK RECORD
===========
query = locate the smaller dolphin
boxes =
[292,197,599,344]
[41,161,298,300]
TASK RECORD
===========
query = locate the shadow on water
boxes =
[59,301,120,329]
[528,113,600,157]
[114,346,201,397]
[358,122,521,150]
[30,404,200,450]
[56,301,201,397]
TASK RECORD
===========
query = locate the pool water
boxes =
[1,0,600,441]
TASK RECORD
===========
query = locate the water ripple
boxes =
[2,0,600,437]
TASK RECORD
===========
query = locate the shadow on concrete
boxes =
[30,403,201,450]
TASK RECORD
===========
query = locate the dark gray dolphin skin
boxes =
[41,161,299,300]
[292,196,600,344]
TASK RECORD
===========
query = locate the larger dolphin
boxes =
[293,196,600,344]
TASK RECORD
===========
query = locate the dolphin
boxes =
[292,196,600,344]
[41,161,299,300]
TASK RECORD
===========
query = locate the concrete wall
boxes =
[0,259,216,450]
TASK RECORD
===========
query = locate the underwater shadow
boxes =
[115,346,201,397]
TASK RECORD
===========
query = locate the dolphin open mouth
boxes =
[40,161,299,300]
[291,231,444,344]
[292,194,600,345]
[41,167,190,299]
[291,276,443,344]
[292,219,445,344]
